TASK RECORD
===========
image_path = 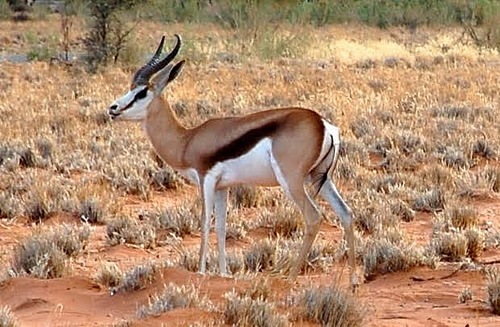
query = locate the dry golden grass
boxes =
[0,17,499,326]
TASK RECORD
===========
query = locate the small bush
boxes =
[431,231,468,262]
[83,0,146,72]
[486,267,500,315]
[152,205,199,237]
[223,290,287,327]
[258,207,303,238]
[95,262,123,288]
[106,215,156,248]
[464,228,485,260]
[24,192,57,223]
[79,198,105,224]
[0,193,21,220]
[362,228,428,280]
[18,147,37,168]
[458,169,499,198]
[440,146,470,169]
[244,239,275,272]
[148,168,183,191]
[137,283,211,318]
[411,188,446,212]
[231,185,263,208]
[0,305,17,327]
[11,225,90,279]
[443,205,479,230]
[296,284,364,327]
[459,287,473,303]
[113,263,159,294]
[471,139,496,159]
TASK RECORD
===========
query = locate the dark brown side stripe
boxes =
[203,121,280,168]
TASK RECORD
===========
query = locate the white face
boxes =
[108,85,154,121]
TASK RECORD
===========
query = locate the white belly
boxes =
[212,138,278,188]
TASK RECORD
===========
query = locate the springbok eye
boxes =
[135,87,148,100]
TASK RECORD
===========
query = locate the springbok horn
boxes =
[132,34,182,86]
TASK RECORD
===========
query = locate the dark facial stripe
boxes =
[204,121,280,168]
[122,86,149,111]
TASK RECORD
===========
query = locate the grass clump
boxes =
[94,262,123,288]
[295,284,365,327]
[152,204,199,237]
[147,167,183,191]
[223,289,287,327]
[431,231,468,262]
[432,210,485,261]
[459,287,473,303]
[458,168,499,198]
[231,185,264,208]
[113,263,160,294]
[106,215,156,248]
[244,239,275,272]
[486,267,500,315]
[258,206,303,238]
[79,198,105,224]
[137,283,211,318]
[0,305,17,327]
[411,188,446,212]
[443,205,479,229]
[11,224,90,279]
[361,228,429,280]
[0,193,21,220]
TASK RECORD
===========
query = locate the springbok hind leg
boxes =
[319,179,359,291]
[288,186,322,280]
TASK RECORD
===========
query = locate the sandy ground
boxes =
[1,187,499,326]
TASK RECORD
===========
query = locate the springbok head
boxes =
[108,35,185,121]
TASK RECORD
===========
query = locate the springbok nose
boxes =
[109,104,118,111]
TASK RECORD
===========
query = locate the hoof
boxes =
[349,274,361,293]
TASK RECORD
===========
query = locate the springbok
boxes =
[108,35,358,288]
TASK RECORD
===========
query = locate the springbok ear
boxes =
[152,60,186,95]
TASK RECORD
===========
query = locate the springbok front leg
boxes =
[319,179,358,289]
[199,177,217,274]
[214,188,229,276]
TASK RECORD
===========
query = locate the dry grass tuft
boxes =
[151,203,199,237]
[137,283,211,318]
[459,287,473,303]
[244,239,275,272]
[443,204,479,229]
[223,289,287,327]
[113,263,160,294]
[431,231,468,261]
[0,193,21,220]
[106,215,156,248]
[231,185,264,208]
[79,198,105,224]
[0,305,17,327]
[94,262,123,288]
[486,267,500,315]
[295,284,365,327]
[361,228,430,280]
[464,228,485,260]
[411,188,446,212]
[258,206,303,238]
[11,224,90,279]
